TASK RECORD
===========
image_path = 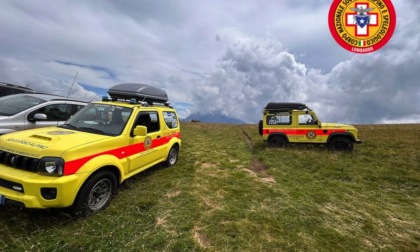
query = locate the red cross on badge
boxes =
[346,3,378,37]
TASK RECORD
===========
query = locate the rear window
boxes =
[163,111,178,129]
[266,114,291,125]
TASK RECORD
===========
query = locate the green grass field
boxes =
[0,123,419,251]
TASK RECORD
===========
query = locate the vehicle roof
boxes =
[2,93,88,103]
[0,82,35,92]
[264,102,311,113]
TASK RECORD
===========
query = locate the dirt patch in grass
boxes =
[165,190,181,198]
[200,195,224,211]
[245,158,276,184]
[241,127,276,183]
[156,215,178,237]
[193,226,211,248]
[259,176,276,184]
[156,216,168,227]
[241,128,254,148]
[251,157,267,173]
[201,163,216,168]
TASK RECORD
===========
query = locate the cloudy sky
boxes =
[0,0,418,124]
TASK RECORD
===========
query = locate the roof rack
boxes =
[140,100,173,108]
[264,102,310,112]
[107,83,172,108]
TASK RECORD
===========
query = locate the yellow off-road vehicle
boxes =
[259,102,361,151]
[0,83,181,215]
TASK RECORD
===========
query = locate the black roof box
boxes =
[108,83,168,103]
[264,102,308,111]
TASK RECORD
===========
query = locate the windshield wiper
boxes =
[78,127,105,134]
[61,123,78,130]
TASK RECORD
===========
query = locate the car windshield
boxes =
[61,103,133,136]
[0,94,46,116]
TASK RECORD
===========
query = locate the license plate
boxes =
[0,195,5,205]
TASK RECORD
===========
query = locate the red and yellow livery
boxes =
[0,83,181,215]
[259,102,361,150]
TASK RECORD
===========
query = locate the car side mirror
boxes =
[133,125,147,136]
[28,113,47,122]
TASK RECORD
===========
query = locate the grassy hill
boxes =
[0,123,419,251]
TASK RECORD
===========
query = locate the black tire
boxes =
[268,135,287,148]
[73,170,117,216]
[258,120,263,136]
[164,145,178,167]
[328,137,353,151]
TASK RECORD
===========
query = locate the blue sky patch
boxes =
[55,60,116,80]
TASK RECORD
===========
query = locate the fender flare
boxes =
[75,154,123,176]
[267,133,290,142]
[69,155,123,199]
[165,137,181,153]
[327,132,356,143]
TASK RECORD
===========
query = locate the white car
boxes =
[0,93,87,135]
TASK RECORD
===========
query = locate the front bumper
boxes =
[0,165,84,209]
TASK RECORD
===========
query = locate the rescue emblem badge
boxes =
[144,136,152,150]
[306,131,317,140]
[328,0,396,54]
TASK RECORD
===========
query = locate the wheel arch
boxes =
[165,142,180,158]
[71,165,120,207]
[327,132,356,144]
[68,155,124,206]
[267,133,289,142]
[171,142,180,150]
[166,138,181,153]
[94,165,121,184]
[73,154,124,179]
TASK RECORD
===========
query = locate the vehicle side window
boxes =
[163,111,178,129]
[71,104,85,116]
[134,111,160,133]
[30,104,74,121]
[298,114,317,125]
[266,114,291,125]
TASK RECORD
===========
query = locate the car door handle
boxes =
[157,135,161,139]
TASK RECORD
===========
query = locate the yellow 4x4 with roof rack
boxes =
[0,83,181,215]
[259,102,362,151]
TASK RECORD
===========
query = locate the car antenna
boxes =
[88,95,96,103]
[325,100,328,123]
[66,71,78,100]
[61,72,79,121]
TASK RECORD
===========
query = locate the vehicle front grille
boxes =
[0,150,39,172]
